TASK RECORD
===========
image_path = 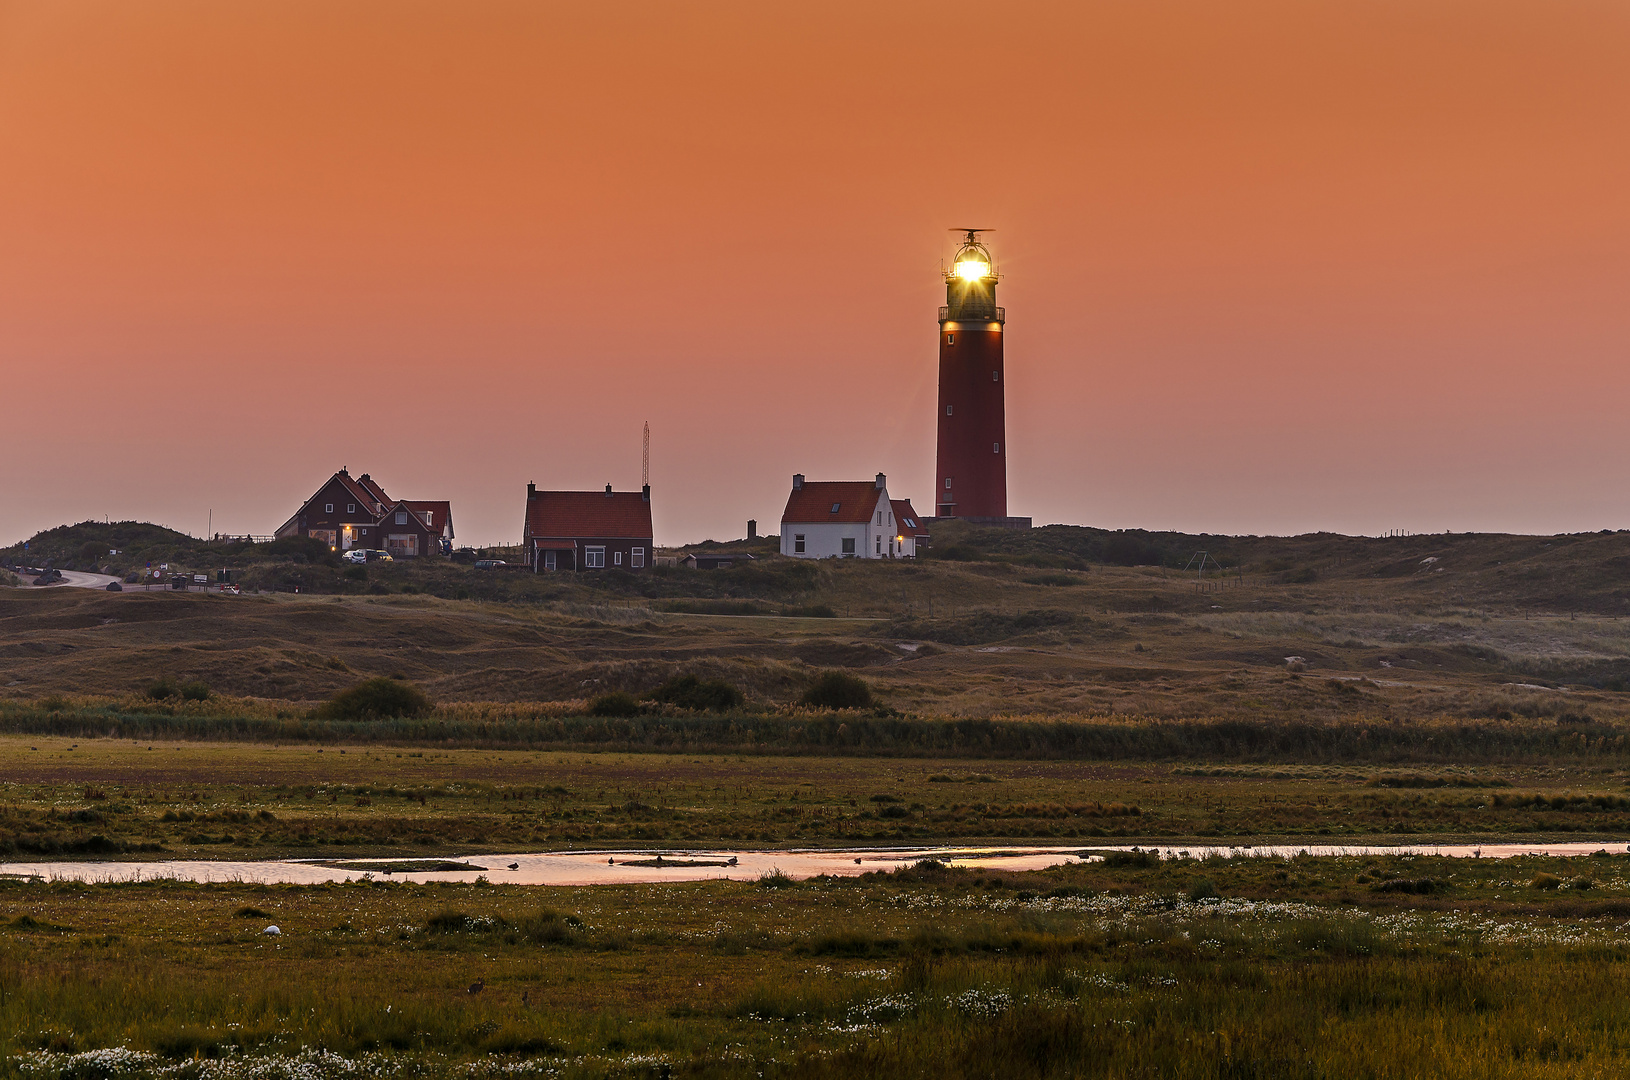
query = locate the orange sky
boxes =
[4,0,1629,546]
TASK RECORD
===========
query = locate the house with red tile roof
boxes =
[523,482,654,571]
[274,468,454,555]
[779,473,897,559]
[889,498,930,558]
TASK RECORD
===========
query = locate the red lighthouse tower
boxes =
[935,230,1007,519]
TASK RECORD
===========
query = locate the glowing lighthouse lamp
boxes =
[935,229,1008,519]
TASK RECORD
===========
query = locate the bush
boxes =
[1531,872,1564,890]
[588,691,641,718]
[144,677,178,700]
[178,681,211,702]
[314,677,432,720]
[756,868,796,889]
[800,671,873,710]
[1187,876,1221,901]
[652,674,744,712]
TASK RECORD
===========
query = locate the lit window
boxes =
[586,546,606,568]
[794,534,806,554]
[325,503,333,513]
[632,547,645,568]
[946,405,953,416]
[841,538,856,556]
[994,442,1001,453]
[830,502,841,513]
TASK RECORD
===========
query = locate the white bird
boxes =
[263,925,281,936]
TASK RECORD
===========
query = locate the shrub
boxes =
[800,671,873,710]
[588,691,641,718]
[144,677,178,700]
[651,674,744,712]
[756,868,796,889]
[39,694,69,713]
[1187,876,1221,901]
[1531,872,1564,890]
[314,677,432,721]
[234,906,270,918]
[178,681,211,702]
[1101,850,1159,869]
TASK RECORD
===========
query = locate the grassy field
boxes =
[11,522,1630,1075]
[8,852,1630,1077]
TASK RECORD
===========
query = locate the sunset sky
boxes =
[3,1,1629,546]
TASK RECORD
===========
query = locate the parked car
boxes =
[473,559,507,570]
[342,549,368,564]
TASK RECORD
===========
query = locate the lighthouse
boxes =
[935,230,1007,519]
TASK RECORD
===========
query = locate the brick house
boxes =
[275,468,454,555]
[522,483,654,572]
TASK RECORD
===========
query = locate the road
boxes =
[20,569,123,590]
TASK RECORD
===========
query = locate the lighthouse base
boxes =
[937,515,1033,530]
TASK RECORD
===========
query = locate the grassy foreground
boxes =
[6,853,1630,1078]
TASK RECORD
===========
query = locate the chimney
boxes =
[792,473,804,491]
[747,519,757,539]
[605,483,613,496]
[527,482,535,497]
[642,483,650,502]
[875,472,887,490]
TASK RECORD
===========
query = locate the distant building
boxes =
[274,468,454,555]
[779,473,897,559]
[889,498,930,558]
[523,482,654,572]
[683,552,756,570]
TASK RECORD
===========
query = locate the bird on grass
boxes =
[467,978,485,994]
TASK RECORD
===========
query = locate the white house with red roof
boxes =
[779,473,898,559]
[523,482,654,571]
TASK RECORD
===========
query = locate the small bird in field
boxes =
[467,978,485,994]
[508,862,519,870]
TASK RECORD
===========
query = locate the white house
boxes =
[780,473,899,559]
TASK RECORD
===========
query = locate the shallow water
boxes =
[3,839,1627,886]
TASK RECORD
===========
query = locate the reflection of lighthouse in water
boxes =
[935,230,1007,518]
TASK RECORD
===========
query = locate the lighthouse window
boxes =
[830,502,841,513]
[992,370,999,382]
[946,405,953,416]
[946,334,955,345]
[945,477,953,489]
[994,442,1001,454]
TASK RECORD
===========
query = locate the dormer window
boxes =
[424,511,433,525]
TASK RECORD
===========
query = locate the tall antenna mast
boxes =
[642,421,650,487]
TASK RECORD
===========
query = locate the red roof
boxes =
[525,490,654,539]
[405,501,453,535]
[890,499,930,536]
[356,473,392,507]
[532,539,577,551]
[782,481,886,524]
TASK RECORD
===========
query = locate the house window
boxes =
[394,511,407,524]
[347,503,356,513]
[360,528,367,535]
[794,534,806,554]
[946,405,953,416]
[614,551,623,566]
[424,511,433,526]
[830,502,841,513]
[993,370,1000,382]
[324,504,333,514]
[876,511,882,525]
[544,551,557,571]
[876,536,881,554]
[946,334,955,345]
[841,538,856,556]
[632,547,645,568]
[585,546,606,568]
[994,442,1001,453]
